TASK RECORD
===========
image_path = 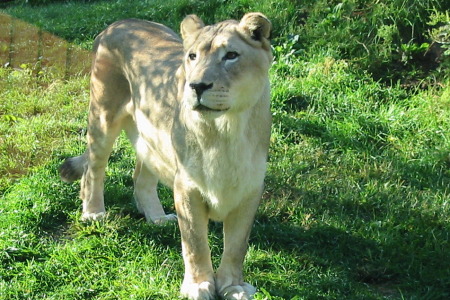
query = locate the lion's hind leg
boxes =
[59,125,121,221]
[65,42,131,221]
[79,121,123,221]
[133,159,177,224]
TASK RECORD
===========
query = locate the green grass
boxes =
[1,0,450,299]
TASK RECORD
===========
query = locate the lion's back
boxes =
[93,19,183,83]
[94,19,182,54]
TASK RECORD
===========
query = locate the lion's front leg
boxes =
[174,178,215,300]
[215,193,260,300]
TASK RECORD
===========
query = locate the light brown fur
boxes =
[60,13,272,300]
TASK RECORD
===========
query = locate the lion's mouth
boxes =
[193,103,228,112]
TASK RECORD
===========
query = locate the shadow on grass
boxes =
[276,112,450,192]
[264,107,450,298]
[250,185,450,298]
[260,161,450,298]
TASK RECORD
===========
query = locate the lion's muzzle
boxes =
[185,82,231,112]
[190,82,213,99]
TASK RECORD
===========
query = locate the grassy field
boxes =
[1,0,450,299]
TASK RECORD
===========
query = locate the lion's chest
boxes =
[181,134,267,221]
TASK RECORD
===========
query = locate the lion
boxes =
[59,13,272,300]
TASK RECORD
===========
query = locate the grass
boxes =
[1,0,450,299]
[0,67,89,191]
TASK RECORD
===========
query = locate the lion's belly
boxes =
[133,110,177,186]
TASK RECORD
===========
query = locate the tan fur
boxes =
[60,13,272,300]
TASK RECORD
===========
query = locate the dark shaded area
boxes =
[249,217,450,299]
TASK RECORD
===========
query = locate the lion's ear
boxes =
[181,15,205,40]
[238,12,272,41]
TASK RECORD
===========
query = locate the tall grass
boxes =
[1,0,450,299]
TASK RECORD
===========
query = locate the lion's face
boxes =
[180,14,273,115]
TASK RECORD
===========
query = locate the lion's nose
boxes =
[190,82,213,98]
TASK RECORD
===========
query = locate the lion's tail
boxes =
[59,153,87,183]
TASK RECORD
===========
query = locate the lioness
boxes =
[60,13,272,300]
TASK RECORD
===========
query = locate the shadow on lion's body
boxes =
[60,13,272,300]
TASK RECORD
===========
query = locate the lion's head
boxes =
[179,13,273,115]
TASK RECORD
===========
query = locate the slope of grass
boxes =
[266,50,450,298]
[1,0,450,299]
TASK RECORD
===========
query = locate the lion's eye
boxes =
[223,51,239,60]
[188,53,197,61]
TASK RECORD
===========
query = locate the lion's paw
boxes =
[181,281,216,300]
[219,283,256,300]
[152,213,177,225]
[81,211,106,221]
